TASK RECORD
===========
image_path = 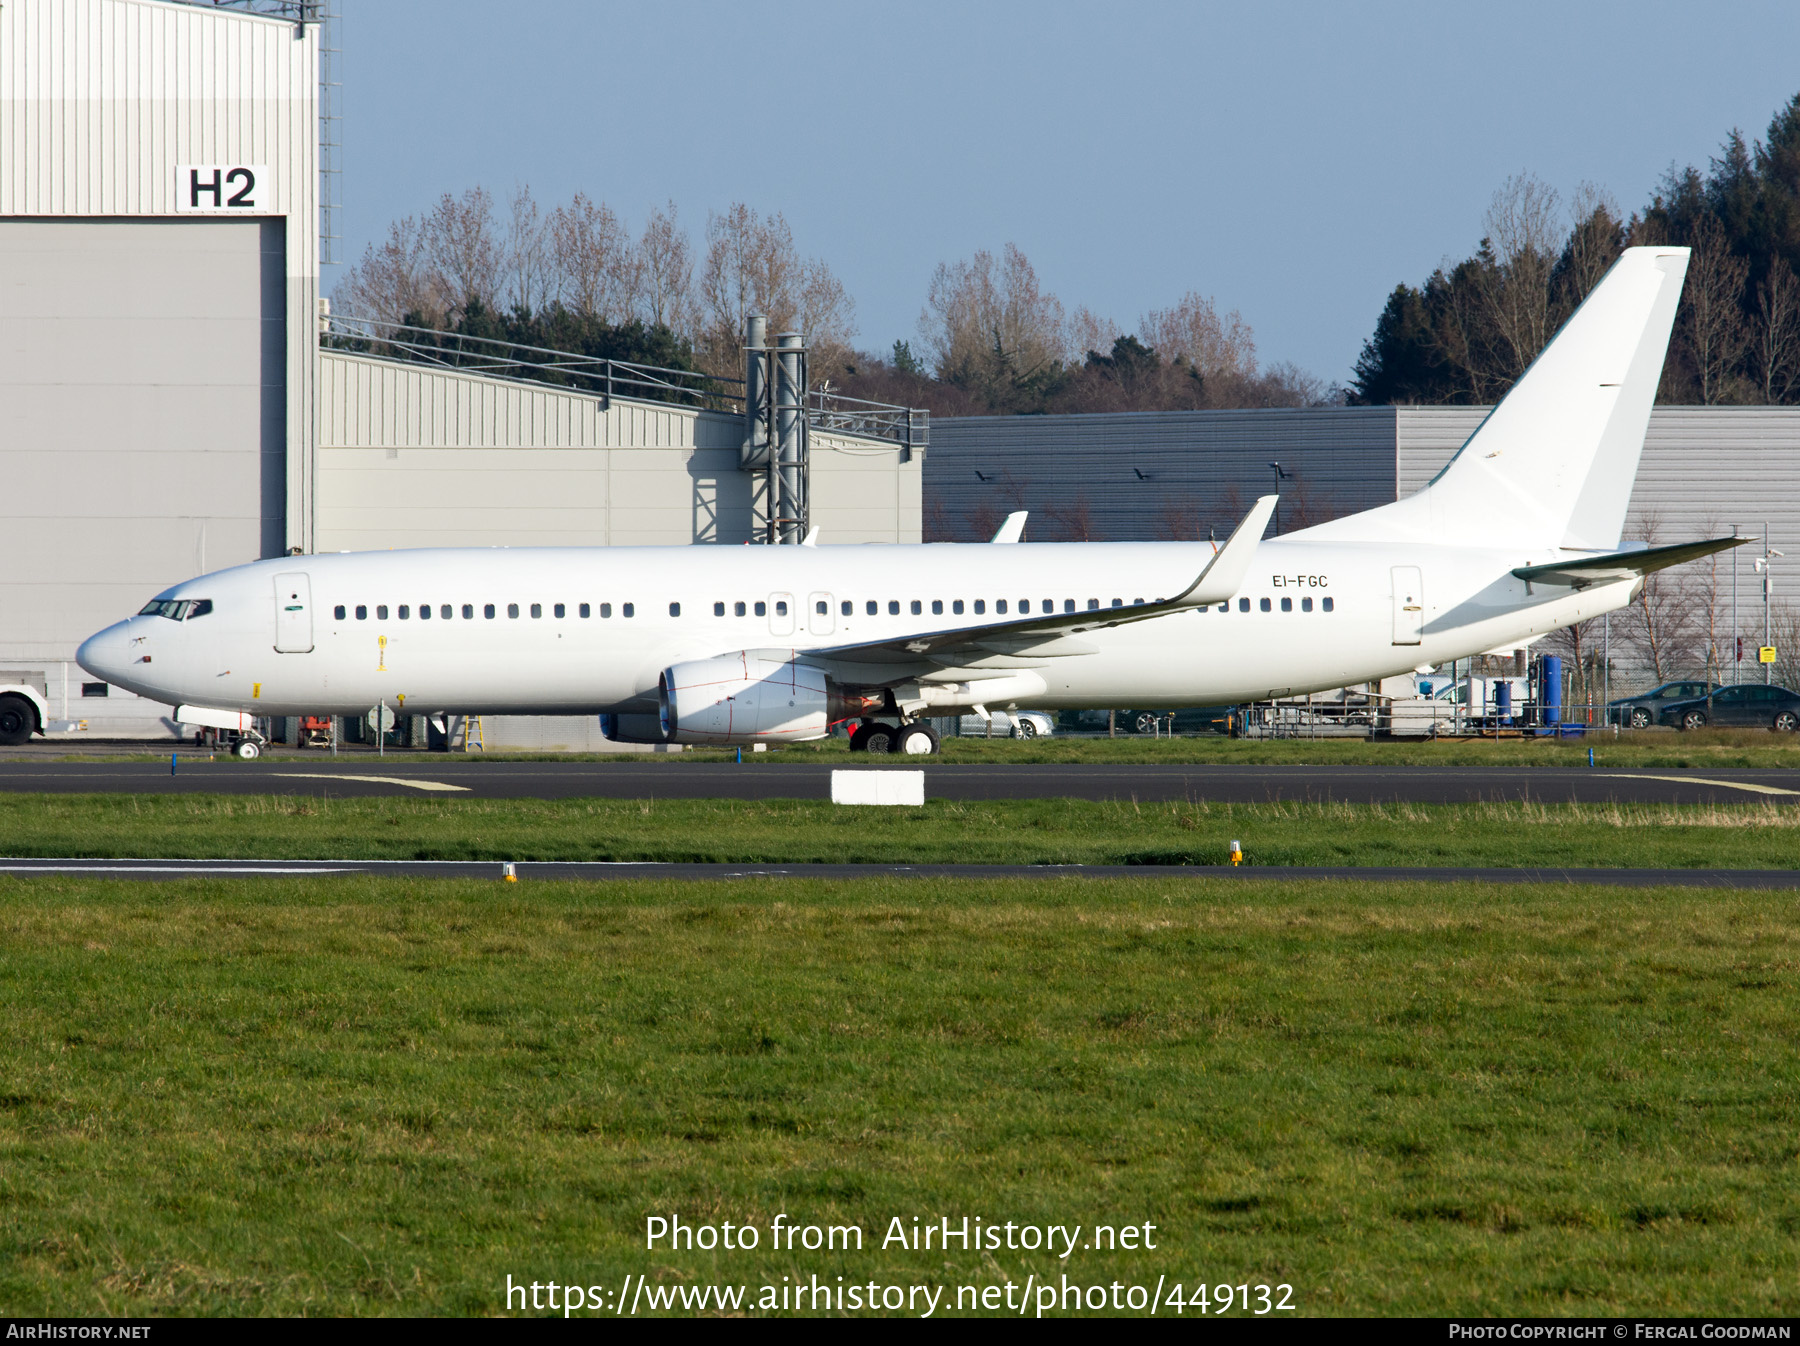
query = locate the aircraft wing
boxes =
[807,495,1276,670]
[1512,533,1753,589]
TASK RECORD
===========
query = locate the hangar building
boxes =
[0,0,923,746]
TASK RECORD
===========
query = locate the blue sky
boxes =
[336,0,1800,385]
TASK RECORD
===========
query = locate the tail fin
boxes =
[1300,245,1689,550]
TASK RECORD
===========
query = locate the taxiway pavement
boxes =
[0,759,1797,805]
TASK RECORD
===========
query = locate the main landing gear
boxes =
[848,719,940,755]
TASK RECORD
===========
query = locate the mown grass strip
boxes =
[4,793,1800,867]
[0,874,1795,1315]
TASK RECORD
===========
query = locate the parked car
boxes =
[953,709,1055,739]
[1657,683,1800,732]
[1608,680,1719,729]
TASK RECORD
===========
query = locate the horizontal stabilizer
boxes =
[1512,534,1753,589]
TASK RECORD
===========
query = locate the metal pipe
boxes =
[776,333,806,545]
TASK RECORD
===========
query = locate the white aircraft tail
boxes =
[1298,245,1690,551]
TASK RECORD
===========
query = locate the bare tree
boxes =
[1474,173,1563,382]
[1752,257,1800,404]
[919,243,1067,384]
[1069,306,1121,360]
[1556,182,1624,316]
[635,201,698,338]
[421,187,503,314]
[698,203,855,375]
[1139,291,1256,381]
[502,185,553,314]
[1677,211,1751,404]
[1617,511,1710,682]
[1045,494,1100,541]
[548,192,637,323]
[334,213,447,328]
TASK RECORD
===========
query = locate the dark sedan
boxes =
[1657,683,1800,732]
[1609,680,1718,729]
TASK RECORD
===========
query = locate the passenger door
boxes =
[1390,566,1423,645]
[808,591,835,637]
[274,572,313,653]
[767,592,795,637]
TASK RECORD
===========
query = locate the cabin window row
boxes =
[330,595,1336,622]
[1216,597,1334,612]
[332,602,636,621]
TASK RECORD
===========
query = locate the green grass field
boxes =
[2,874,1796,1316]
[5,793,1800,868]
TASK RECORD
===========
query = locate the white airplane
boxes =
[78,246,1739,757]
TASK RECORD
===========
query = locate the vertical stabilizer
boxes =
[1296,246,1689,550]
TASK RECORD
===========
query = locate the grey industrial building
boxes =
[925,407,1800,555]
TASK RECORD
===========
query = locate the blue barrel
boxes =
[1540,655,1563,727]
[1495,679,1513,726]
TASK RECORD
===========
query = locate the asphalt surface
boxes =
[2,759,1800,804]
[1,856,1796,887]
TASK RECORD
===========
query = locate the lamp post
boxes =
[1268,462,1288,535]
[1757,530,1785,686]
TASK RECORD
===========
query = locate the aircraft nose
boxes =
[76,621,132,683]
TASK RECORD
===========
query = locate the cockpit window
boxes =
[186,599,213,619]
[138,599,192,621]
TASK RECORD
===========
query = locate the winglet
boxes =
[800,526,821,547]
[990,512,1027,544]
[1178,495,1277,605]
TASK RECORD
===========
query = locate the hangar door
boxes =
[0,218,285,669]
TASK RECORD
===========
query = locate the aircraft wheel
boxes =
[862,724,897,754]
[1774,711,1798,733]
[235,739,262,760]
[1679,709,1708,732]
[848,721,876,752]
[1627,707,1651,729]
[896,723,939,755]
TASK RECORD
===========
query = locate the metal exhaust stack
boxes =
[775,333,807,545]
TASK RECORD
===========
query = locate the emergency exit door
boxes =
[274,572,314,652]
[1391,566,1423,646]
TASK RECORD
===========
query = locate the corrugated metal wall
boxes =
[0,0,319,545]
[1399,404,1800,579]
[926,408,1400,541]
[317,352,920,549]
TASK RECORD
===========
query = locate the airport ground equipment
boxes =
[0,678,48,745]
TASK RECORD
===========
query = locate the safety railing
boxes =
[807,388,930,452]
[325,314,928,451]
[324,314,739,412]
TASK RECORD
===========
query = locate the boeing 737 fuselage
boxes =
[75,247,1739,754]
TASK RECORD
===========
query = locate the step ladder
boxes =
[464,715,484,752]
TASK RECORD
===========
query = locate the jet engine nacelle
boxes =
[598,713,667,744]
[659,652,876,744]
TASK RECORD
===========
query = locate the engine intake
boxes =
[659,653,876,744]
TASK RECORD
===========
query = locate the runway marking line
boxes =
[0,864,356,874]
[269,773,469,793]
[1595,773,1800,797]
